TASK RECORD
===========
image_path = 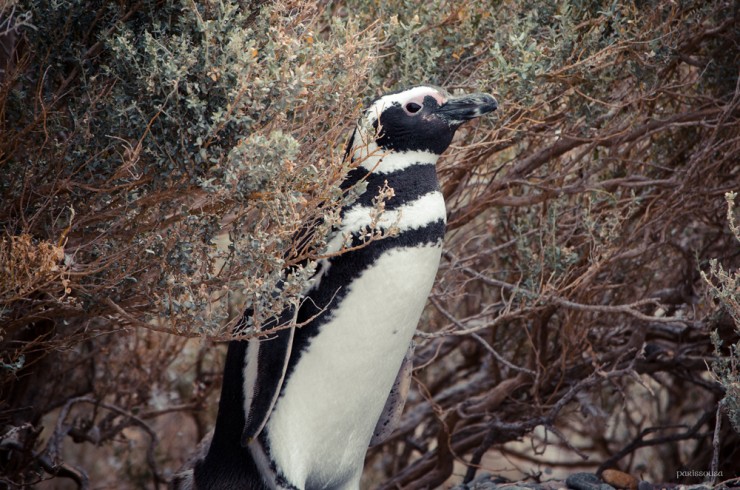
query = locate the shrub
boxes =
[1,0,738,487]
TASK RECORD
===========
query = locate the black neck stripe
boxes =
[341,163,439,211]
[284,219,445,382]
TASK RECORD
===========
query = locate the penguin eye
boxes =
[405,102,422,114]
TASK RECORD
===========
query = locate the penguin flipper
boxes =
[240,216,326,446]
[241,307,296,446]
[369,342,415,446]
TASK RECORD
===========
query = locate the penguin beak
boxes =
[435,93,498,125]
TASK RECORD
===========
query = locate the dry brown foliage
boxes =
[1,0,739,488]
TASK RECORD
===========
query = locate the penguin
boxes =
[172,86,497,490]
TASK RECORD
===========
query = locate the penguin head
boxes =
[349,86,497,167]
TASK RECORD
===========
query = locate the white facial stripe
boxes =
[364,86,446,125]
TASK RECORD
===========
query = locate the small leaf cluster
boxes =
[2,0,381,337]
[704,192,740,433]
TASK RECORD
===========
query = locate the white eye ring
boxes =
[405,102,422,114]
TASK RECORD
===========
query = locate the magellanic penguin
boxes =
[172,86,497,490]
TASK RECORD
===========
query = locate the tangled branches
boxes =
[365,0,740,486]
[1,0,739,487]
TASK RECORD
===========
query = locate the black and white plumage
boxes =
[173,86,497,490]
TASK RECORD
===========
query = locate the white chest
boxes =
[264,243,442,489]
